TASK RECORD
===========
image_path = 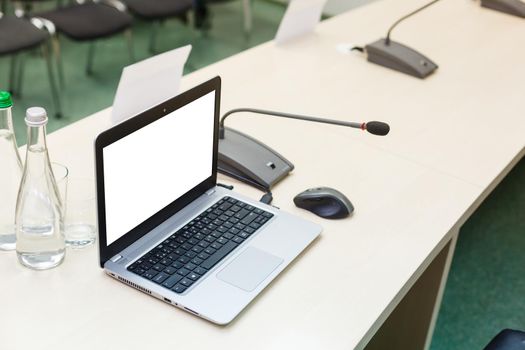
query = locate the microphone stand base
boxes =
[365,39,438,79]
[481,0,525,18]
[218,127,294,191]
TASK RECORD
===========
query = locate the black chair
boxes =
[124,0,193,53]
[0,5,62,116]
[33,0,134,80]
[484,329,525,350]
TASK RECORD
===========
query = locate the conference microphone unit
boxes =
[480,0,525,18]
[362,0,440,79]
[218,108,390,191]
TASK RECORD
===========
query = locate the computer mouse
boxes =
[293,187,354,219]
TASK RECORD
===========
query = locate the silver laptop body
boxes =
[95,77,321,325]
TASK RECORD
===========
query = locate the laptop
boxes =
[94,76,322,325]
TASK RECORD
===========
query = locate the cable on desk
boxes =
[259,191,273,205]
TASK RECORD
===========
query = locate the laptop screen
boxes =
[102,90,215,246]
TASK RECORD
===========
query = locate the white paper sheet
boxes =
[274,0,327,45]
[111,45,192,124]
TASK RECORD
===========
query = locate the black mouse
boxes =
[293,187,354,219]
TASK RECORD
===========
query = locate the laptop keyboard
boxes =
[127,196,274,294]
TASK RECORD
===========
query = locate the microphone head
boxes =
[365,121,390,136]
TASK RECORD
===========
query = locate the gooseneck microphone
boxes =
[385,0,440,45]
[219,108,390,138]
[363,0,441,79]
[218,108,390,191]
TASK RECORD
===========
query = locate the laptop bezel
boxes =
[95,76,221,267]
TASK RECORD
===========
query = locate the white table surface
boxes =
[1,0,524,349]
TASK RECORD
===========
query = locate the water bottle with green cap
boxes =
[0,91,23,251]
[15,106,65,269]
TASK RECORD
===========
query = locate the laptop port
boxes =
[163,297,172,303]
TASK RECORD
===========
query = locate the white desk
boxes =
[1,0,524,349]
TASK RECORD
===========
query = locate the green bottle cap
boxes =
[0,91,13,108]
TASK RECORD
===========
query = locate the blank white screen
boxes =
[103,91,215,245]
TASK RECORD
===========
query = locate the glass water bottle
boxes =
[0,91,23,251]
[15,107,65,270]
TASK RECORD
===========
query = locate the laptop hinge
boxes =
[205,188,216,196]
[110,254,123,263]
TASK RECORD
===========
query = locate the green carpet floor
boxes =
[2,2,524,349]
[430,158,525,350]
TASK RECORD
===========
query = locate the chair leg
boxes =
[86,41,96,76]
[124,29,135,63]
[15,54,25,97]
[52,35,65,88]
[42,42,63,118]
[149,21,159,54]
[9,54,19,96]
[242,0,252,35]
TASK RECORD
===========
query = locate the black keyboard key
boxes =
[164,266,177,275]
[184,262,197,271]
[171,261,184,269]
[224,210,235,217]
[241,212,258,225]
[223,222,234,229]
[197,252,210,260]
[227,197,237,204]
[245,205,255,211]
[180,278,194,287]
[249,222,262,230]
[143,269,158,279]
[234,223,246,230]
[177,268,191,276]
[239,231,250,239]
[134,268,145,275]
[234,209,250,220]
[230,205,241,212]
[223,232,234,240]
[217,226,228,233]
[254,208,263,215]
[201,241,238,270]
[244,227,255,234]
[184,251,197,258]
[217,237,228,245]
[172,284,187,293]
[153,272,169,284]
[262,212,274,218]
[191,246,203,253]
[188,272,200,281]
[229,227,240,235]
[178,256,190,264]
[160,258,172,266]
[153,263,165,272]
[233,236,244,244]
[194,233,205,240]
[188,238,199,245]
[204,247,216,255]
[194,266,208,275]
[182,243,193,251]
[163,274,183,289]
[219,202,232,211]
[228,217,239,224]
[211,242,222,250]
[205,235,215,243]
[191,257,204,265]
[211,230,222,238]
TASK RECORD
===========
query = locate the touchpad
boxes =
[217,247,283,292]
